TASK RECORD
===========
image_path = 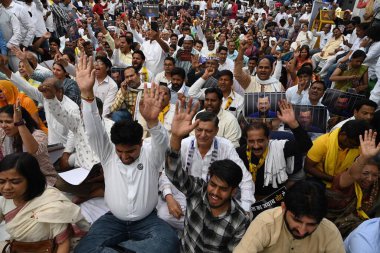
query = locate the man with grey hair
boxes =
[0,55,80,146]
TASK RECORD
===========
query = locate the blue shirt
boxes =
[344,218,380,253]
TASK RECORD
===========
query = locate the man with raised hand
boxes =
[73,54,178,253]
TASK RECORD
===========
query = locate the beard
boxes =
[284,211,314,240]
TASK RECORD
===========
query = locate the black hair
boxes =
[124,66,138,75]
[366,26,380,42]
[218,70,233,81]
[248,56,258,62]
[356,22,370,31]
[351,49,366,59]
[245,122,270,138]
[110,120,143,146]
[164,56,176,65]
[299,45,310,58]
[132,50,146,61]
[205,87,223,100]
[119,35,133,45]
[340,120,370,143]
[0,152,46,201]
[217,46,228,53]
[352,16,361,25]
[171,67,186,80]
[284,180,327,223]
[194,39,203,46]
[195,111,219,128]
[49,37,61,47]
[169,44,177,51]
[0,105,39,133]
[208,160,242,189]
[170,33,178,39]
[353,99,377,112]
[95,55,113,73]
[297,66,313,77]
[310,80,327,91]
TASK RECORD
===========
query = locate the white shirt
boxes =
[286,84,309,104]
[141,40,167,76]
[107,0,118,15]
[153,71,170,86]
[18,0,47,37]
[363,41,380,80]
[0,7,22,48]
[11,72,79,145]
[218,58,235,72]
[159,136,255,211]
[299,12,311,22]
[94,75,118,117]
[2,1,35,47]
[188,77,244,118]
[46,97,113,170]
[82,100,169,221]
[313,31,332,49]
[275,12,288,25]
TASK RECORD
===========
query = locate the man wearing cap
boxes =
[172,35,199,75]
[187,53,221,89]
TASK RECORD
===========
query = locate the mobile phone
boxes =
[151,21,159,32]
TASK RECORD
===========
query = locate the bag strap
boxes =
[2,240,11,253]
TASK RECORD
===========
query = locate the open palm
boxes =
[171,98,199,138]
[76,55,95,94]
[277,100,296,125]
[360,130,380,159]
[139,83,162,123]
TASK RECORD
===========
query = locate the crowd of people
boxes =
[0,0,380,252]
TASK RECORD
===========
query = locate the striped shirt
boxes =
[165,150,250,253]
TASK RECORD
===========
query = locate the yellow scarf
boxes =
[323,128,360,188]
[141,67,149,82]
[246,146,268,182]
[224,96,233,110]
[158,104,170,123]
[354,182,370,219]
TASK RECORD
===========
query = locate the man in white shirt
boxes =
[0,7,22,71]
[1,0,35,48]
[20,0,47,40]
[154,56,175,86]
[94,56,118,117]
[299,4,312,24]
[74,55,178,253]
[311,24,332,55]
[196,87,242,147]
[286,66,312,103]
[275,6,288,26]
[157,110,254,230]
[218,46,234,72]
[129,25,169,76]
[290,80,326,106]
[189,69,244,118]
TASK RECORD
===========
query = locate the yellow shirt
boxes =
[306,133,355,176]
[233,207,345,253]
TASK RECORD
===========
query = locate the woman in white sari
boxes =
[0,152,88,253]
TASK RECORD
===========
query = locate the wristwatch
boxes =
[14,119,26,127]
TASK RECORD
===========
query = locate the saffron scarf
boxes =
[354,182,370,219]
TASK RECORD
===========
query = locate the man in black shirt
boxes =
[236,100,313,200]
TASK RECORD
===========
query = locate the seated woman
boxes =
[330,50,368,95]
[326,130,380,238]
[0,102,57,186]
[0,80,47,134]
[287,45,312,87]
[0,152,88,252]
[271,39,293,64]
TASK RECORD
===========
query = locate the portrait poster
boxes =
[207,10,218,18]
[321,89,365,118]
[290,105,328,133]
[244,92,286,119]
[141,4,159,18]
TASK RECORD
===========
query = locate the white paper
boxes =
[58,167,90,185]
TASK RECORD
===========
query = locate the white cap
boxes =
[184,35,194,41]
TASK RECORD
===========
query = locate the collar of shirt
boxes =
[96,75,111,86]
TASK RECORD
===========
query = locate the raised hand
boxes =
[239,40,248,52]
[277,100,298,129]
[139,83,163,128]
[360,130,380,160]
[171,98,199,139]
[76,54,95,98]
[13,99,22,123]
[11,47,27,62]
